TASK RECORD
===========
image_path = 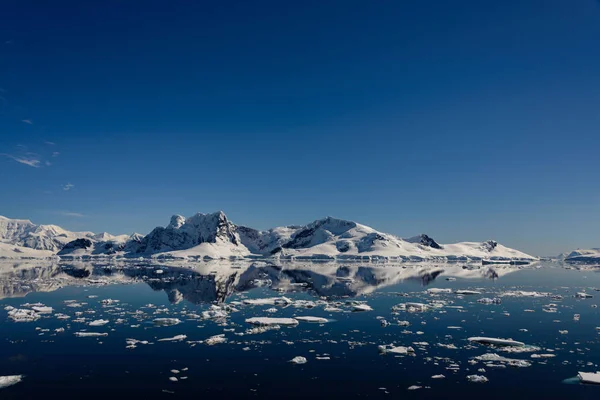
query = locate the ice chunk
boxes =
[8,308,40,322]
[153,318,182,326]
[378,345,415,355]
[290,356,307,364]
[0,375,24,389]
[431,374,445,379]
[88,319,109,327]
[352,304,373,312]
[74,332,108,337]
[294,316,328,324]
[473,353,531,368]
[468,337,525,347]
[204,334,227,345]
[576,292,593,299]
[158,334,187,342]
[31,306,53,314]
[466,375,488,383]
[245,317,299,326]
[578,372,600,384]
[455,290,482,295]
[427,288,452,294]
[242,297,292,306]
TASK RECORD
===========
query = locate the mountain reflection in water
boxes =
[0,260,521,304]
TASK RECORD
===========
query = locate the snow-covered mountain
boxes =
[55,211,536,261]
[0,215,131,259]
[563,248,600,264]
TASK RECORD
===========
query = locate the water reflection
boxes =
[0,260,528,304]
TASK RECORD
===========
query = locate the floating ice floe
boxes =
[393,303,429,312]
[74,332,108,337]
[466,375,489,383]
[468,337,525,347]
[431,374,445,379]
[245,317,299,326]
[158,334,187,342]
[455,290,482,295]
[427,288,452,294]
[473,353,532,368]
[31,306,52,314]
[501,291,548,298]
[88,319,109,327]
[289,356,307,364]
[407,385,422,390]
[242,297,292,306]
[0,375,24,389]
[8,308,40,322]
[578,372,600,384]
[352,304,373,312]
[378,345,415,355]
[531,354,555,359]
[153,318,182,326]
[126,338,150,349]
[477,298,502,305]
[576,292,593,299]
[204,334,227,345]
[294,316,328,324]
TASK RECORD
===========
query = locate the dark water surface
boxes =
[0,261,599,399]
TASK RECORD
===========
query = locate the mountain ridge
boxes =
[1,213,538,261]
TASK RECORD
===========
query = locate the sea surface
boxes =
[0,260,599,399]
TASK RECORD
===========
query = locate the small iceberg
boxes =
[294,316,328,323]
[578,372,600,384]
[468,337,525,347]
[289,356,307,364]
[0,375,24,389]
[245,317,299,326]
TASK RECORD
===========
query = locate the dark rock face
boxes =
[482,240,498,252]
[418,234,442,249]
[60,238,93,251]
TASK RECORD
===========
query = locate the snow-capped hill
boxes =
[404,234,443,249]
[133,211,243,256]
[0,215,93,252]
[564,248,600,264]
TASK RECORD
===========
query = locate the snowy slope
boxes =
[0,242,55,259]
[564,248,600,264]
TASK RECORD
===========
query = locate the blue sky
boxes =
[1,0,599,256]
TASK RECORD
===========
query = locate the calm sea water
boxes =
[1,261,599,399]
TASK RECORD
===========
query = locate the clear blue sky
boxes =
[1,0,599,256]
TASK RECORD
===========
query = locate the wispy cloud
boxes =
[56,211,85,218]
[52,151,60,157]
[62,183,75,191]
[21,119,33,125]
[1,153,41,168]
[45,141,56,146]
